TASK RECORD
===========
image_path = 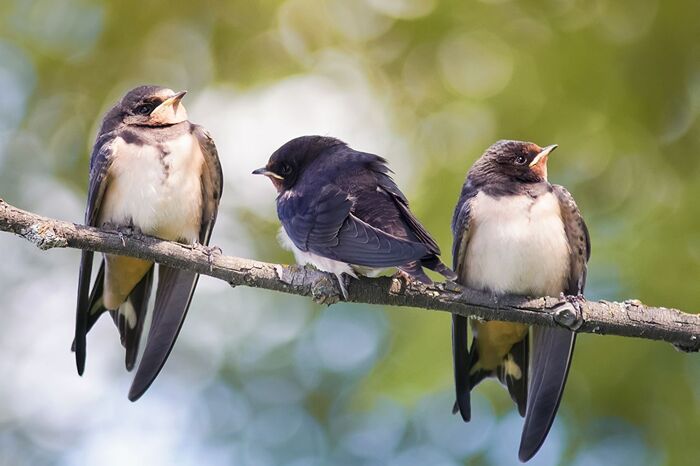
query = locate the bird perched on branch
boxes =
[254,136,456,299]
[451,140,590,462]
[74,85,223,401]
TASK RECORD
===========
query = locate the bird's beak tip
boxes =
[252,167,284,179]
[529,144,558,167]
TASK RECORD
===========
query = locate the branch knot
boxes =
[20,223,68,250]
[552,300,583,331]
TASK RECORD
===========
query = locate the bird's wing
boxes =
[74,132,116,375]
[194,125,224,244]
[519,184,590,462]
[278,184,430,268]
[370,160,440,253]
[128,125,223,401]
[450,183,478,421]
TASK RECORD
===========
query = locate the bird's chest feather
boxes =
[100,134,204,242]
[464,191,570,296]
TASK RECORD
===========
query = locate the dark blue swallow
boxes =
[451,140,590,462]
[74,85,223,401]
[254,136,456,298]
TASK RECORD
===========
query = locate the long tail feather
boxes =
[518,327,575,462]
[128,265,199,401]
[452,314,471,421]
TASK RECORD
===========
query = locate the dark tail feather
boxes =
[111,267,154,371]
[452,314,471,421]
[497,334,529,417]
[398,260,433,284]
[73,262,154,372]
[421,256,458,281]
[74,251,97,375]
[128,265,199,401]
[518,327,575,462]
[83,261,107,335]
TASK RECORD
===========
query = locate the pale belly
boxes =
[463,191,571,369]
[463,191,570,297]
[99,134,204,243]
[277,228,385,278]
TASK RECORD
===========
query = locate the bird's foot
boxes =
[198,244,222,271]
[310,272,344,305]
[392,269,418,289]
[119,224,143,238]
[560,292,586,306]
[442,280,464,293]
[101,222,142,246]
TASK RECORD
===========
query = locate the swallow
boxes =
[451,140,590,461]
[253,136,456,298]
[74,85,223,401]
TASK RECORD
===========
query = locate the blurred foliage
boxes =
[1,0,699,465]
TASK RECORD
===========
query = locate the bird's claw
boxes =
[442,280,464,293]
[311,274,342,305]
[101,222,142,246]
[199,244,222,271]
[392,270,419,290]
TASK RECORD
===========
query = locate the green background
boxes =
[0,0,698,465]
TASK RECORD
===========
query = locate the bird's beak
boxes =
[156,90,187,113]
[149,90,188,125]
[529,144,558,167]
[252,167,284,180]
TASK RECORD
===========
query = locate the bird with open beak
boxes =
[74,85,223,401]
[451,140,590,461]
[253,135,456,299]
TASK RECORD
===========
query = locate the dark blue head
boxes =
[253,136,347,192]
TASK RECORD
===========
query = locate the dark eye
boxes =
[136,103,154,115]
[514,155,528,165]
[279,163,292,175]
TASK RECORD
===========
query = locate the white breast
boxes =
[464,191,570,297]
[99,133,204,243]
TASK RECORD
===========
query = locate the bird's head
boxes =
[253,136,346,192]
[114,85,189,128]
[471,140,558,185]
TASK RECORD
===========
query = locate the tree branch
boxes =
[1,199,698,352]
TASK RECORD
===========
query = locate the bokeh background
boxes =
[0,0,699,465]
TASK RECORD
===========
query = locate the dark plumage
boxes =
[74,85,223,401]
[254,136,456,298]
[451,140,590,462]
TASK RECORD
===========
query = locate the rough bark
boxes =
[1,199,698,352]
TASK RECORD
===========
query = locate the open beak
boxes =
[155,90,187,113]
[529,144,558,167]
[252,167,284,180]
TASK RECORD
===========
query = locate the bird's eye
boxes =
[136,103,154,115]
[514,155,528,165]
[279,163,292,175]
